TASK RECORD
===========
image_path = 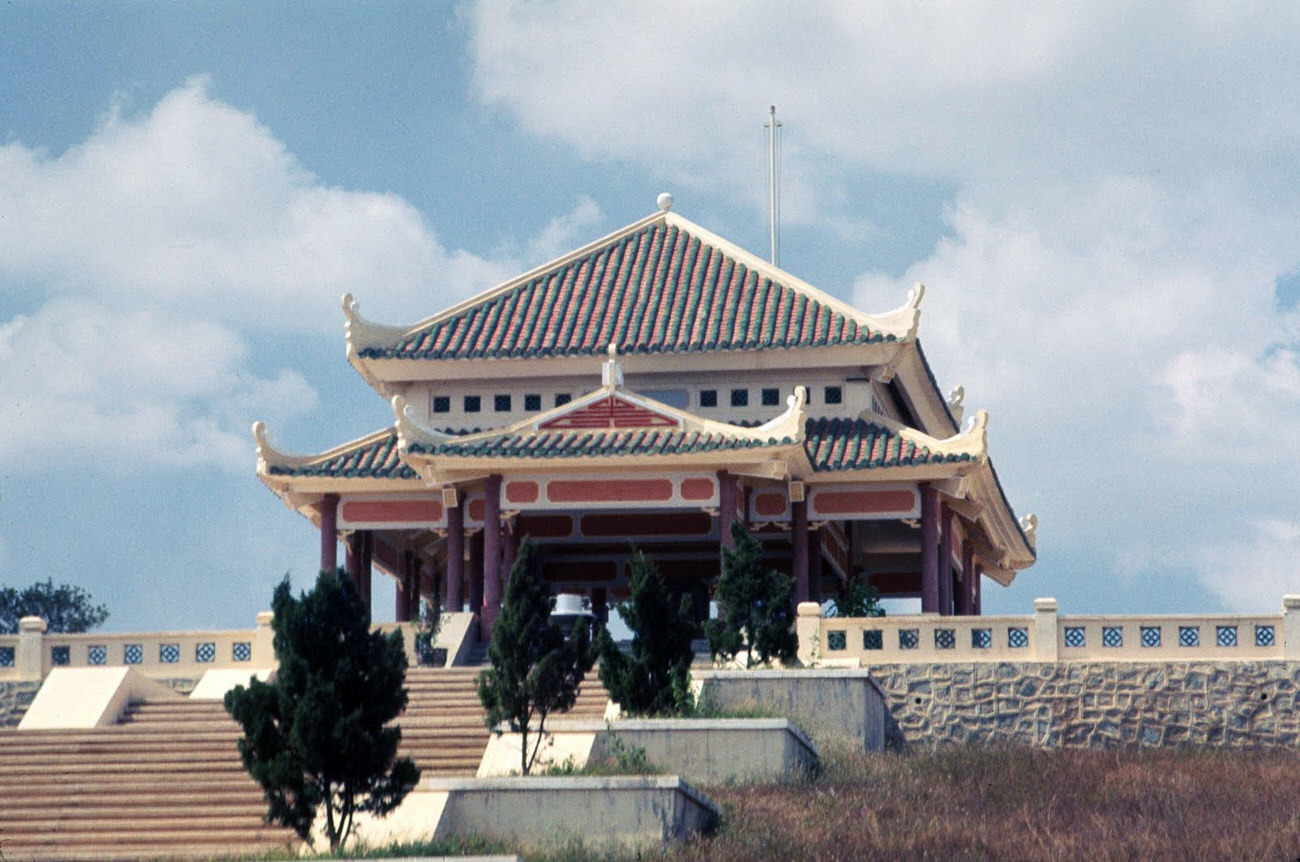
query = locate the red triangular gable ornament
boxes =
[538,395,680,430]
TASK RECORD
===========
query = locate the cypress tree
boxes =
[224,570,419,851]
[598,548,696,716]
[705,520,798,667]
[477,538,597,775]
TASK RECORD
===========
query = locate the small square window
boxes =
[1008,627,1029,649]
[1178,626,1199,648]
[863,630,883,650]
[464,395,481,413]
[934,629,956,650]
[899,629,919,650]
[1102,626,1123,648]
[51,645,70,666]
[972,629,992,649]
[730,388,749,407]
[700,389,718,408]
[432,396,450,414]
[1140,626,1162,648]
[824,385,843,405]
[761,388,780,407]
[555,393,572,407]
[826,630,847,651]
[494,394,512,412]
[1216,626,1237,648]
[524,394,542,411]
[233,642,252,662]
[1256,625,1276,647]
[1064,627,1086,648]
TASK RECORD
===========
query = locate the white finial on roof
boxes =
[657,192,674,212]
[947,385,965,424]
[602,342,624,388]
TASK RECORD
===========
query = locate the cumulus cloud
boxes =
[468,2,1300,218]
[0,298,317,472]
[0,76,512,331]
[1193,520,1300,612]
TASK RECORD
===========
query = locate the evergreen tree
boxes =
[477,539,597,775]
[833,569,886,618]
[598,548,696,716]
[224,570,419,851]
[0,579,108,634]
[705,520,798,667]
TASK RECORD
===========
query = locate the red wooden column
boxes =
[958,541,975,616]
[792,498,810,603]
[345,532,362,591]
[718,470,737,550]
[319,494,339,572]
[808,527,823,604]
[481,475,503,638]
[502,521,519,583]
[360,530,373,614]
[920,484,940,614]
[395,551,410,622]
[468,531,484,617]
[973,565,983,615]
[938,503,954,616]
[446,497,464,612]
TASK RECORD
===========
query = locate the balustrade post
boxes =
[17,616,46,682]
[254,611,275,669]
[1283,595,1300,660]
[1033,597,1059,662]
[796,602,823,666]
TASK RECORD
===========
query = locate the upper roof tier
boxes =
[344,208,924,368]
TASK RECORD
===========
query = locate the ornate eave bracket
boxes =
[343,293,415,357]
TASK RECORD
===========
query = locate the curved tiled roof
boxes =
[361,221,892,361]
[804,417,975,472]
[407,427,794,459]
[266,431,417,479]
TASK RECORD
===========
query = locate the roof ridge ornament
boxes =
[947,385,965,424]
[391,395,452,448]
[1019,513,1038,550]
[602,342,624,388]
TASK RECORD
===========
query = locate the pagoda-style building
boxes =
[254,198,1036,636]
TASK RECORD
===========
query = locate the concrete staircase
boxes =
[0,668,610,861]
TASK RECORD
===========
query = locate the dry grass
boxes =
[539,745,1300,861]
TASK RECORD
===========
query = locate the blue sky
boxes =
[2,2,1299,631]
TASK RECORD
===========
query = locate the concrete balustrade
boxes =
[802,596,1300,666]
[0,611,479,683]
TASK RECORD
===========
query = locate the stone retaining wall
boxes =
[868,661,1300,748]
[0,681,41,727]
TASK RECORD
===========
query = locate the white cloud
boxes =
[1159,346,1300,462]
[0,298,317,472]
[523,196,604,266]
[0,76,512,332]
[469,2,1300,217]
[1193,520,1300,612]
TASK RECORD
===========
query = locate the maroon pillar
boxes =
[973,565,983,615]
[360,530,373,614]
[469,531,484,616]
[446,498,464,612]
[319,494,339,572]
[395,551,411,623]
[792,498,809,604]
[958,541,975,616]
[938,503,954,616]
[718,471,737,550]
[502,522,519,584]
[345,532,362,590]
[481,475,503,638]
[808,528,823,604]
[920,484,940,614]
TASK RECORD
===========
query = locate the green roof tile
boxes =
[267,431,417,480]
[361,222,890,361]
[803,417,973,472]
